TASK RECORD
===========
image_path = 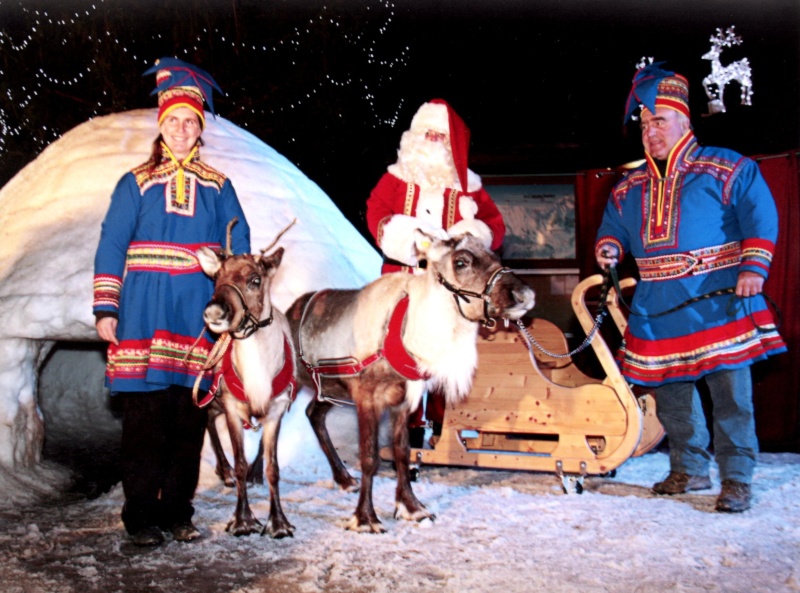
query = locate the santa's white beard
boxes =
[395,133,458,189]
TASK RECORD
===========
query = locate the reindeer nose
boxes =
[514,286,536,311]
[203,300,231,327]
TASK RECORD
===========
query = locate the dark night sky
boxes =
[1,0,798,240]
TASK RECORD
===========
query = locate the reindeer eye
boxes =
[454,252,473,270]
[248,274,261,287]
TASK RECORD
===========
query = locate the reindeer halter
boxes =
[436,265,513,328]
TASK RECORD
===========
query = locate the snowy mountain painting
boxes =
[489,183,576,260]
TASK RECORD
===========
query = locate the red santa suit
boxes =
[367,99,505,274]
[365,99,506,435]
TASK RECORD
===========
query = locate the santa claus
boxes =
[366,98,506,445]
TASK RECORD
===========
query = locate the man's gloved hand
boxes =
[596,243,620,270]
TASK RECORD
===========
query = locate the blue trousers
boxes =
[654,367,758,483]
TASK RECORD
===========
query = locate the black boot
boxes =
[409,426,425,449]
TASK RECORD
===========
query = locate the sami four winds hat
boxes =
[409,98,471,193]
[143,57,222,128]
[623,61,690,123]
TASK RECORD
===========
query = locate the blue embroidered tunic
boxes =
[595,131,786,386]
[93,148,250,393]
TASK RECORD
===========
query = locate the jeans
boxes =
[654,367,758,483]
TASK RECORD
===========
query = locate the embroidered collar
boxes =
[645,130,696,179]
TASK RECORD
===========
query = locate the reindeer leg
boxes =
[246,437,265,485]
[207,407,235,487]
[346,392,385,533]
[224,404,262,536]
[306,397,359,491]
[260,399,295,539]
[391,405,435,523]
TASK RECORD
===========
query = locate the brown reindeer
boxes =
[286,230,535,533]
[195,235,296,538]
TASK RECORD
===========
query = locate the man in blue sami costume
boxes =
[93,58,250,545]
[595,62,786,512]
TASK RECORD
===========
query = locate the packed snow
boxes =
[2,367,800,593]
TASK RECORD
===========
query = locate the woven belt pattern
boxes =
[637,241,741,281]
[126,241,221,274]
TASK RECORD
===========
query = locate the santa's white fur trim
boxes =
[465,169,482,192]
[409,102,449,134]
[458,196,478,219]
[447,218,492,249]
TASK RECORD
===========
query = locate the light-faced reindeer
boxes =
[702,26,753,114]
[194,222,296,538]
[286,230,535,533]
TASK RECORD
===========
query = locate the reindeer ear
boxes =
[196,246,223,277]
[260,246,284,277]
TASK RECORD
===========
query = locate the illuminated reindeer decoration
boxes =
[702,26,753,115]
[194,219,297,538]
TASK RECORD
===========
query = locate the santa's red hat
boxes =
[409,99,471,192]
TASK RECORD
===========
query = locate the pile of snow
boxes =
[0,108,381,505]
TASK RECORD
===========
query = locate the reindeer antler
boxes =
[225,217,238,257]
[261,218,298,255]
[710,26,743,49]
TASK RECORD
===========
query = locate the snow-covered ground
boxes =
[2,374,799,593]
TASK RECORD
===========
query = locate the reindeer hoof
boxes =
[345,514,386,534]
[226,518,262,537]
[262,514,296,539]
[335,474,360,492]
[216,468,235,488]
[395,502,435,523]
[262,523,295,539]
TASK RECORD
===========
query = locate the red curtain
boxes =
[576,151,800,451]
[750,152,800,450]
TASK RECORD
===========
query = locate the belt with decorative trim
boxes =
[636,241,741,281]
[126,241,221,275]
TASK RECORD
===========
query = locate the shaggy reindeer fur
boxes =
[287,230,535,533]
[196,245,296,538]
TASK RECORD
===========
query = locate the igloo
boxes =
[0,109,381,504]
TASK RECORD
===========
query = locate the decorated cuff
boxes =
[739,238,774,277]
[595,237,625,261]
[93,274,122,312]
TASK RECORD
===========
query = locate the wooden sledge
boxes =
[402,274,664,485]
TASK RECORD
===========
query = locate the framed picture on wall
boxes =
[483,174,578,269]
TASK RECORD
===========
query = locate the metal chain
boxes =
[514,309,607,360]
[513,271,611,360]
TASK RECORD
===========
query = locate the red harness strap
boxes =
[304,295,429,383]
[382,295,429,380]
[199,335,297,409]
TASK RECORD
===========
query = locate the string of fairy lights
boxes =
[0,0,410,163]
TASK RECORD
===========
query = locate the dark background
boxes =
[1,0,798,242]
